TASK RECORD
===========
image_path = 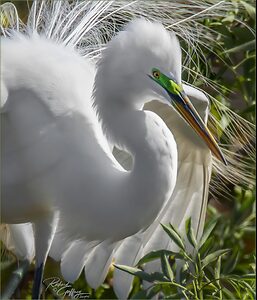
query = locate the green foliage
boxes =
[1,0,255,299]
[204,0,255,121]
[116,216,255,299]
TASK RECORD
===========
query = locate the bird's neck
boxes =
[96,98,178,232]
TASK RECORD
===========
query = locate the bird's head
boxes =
[95,19,181,106]
[95,18,226,164]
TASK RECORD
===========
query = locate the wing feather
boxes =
[84,241,116,289]
[113,235,144,299]
[60,240,97,283]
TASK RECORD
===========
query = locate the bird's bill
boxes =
[170,91,227,165]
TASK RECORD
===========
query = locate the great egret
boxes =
[1,1,254,299]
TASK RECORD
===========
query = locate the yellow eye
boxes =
[152,70,160,79]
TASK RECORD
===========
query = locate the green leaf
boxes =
[147,285,161,299]
[202,249,230,269]
[239,190,255,213]
[114,264,153,282]
[223,286,238,299]
[199,219,218,250]
[114,264,169,283]
[149,272,170,282]
[161,223,185,251]
[178,262,190,285]
[225,40,256,54]
[131,289,148,299]
[198,219,218,249]
[185,218,197,248]
[241,0,256,19]
[222,14,235,23]
[215,256,221,280]
[199,236,215,257]
[241,274,256,280]
[223,249,240,274]
[161,253,174,281]
[136,249,183,266]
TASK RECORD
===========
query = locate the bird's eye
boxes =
[152,70,160,79]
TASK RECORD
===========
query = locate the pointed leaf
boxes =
[114,264,153,282]
[199,236,215,257]
[161,223,185,250]
[136,249,183,266]
[199,220,217,249]
[161,253,174,281]
[241,274,256,280]
[202,249,230,269]
[114,264,169,283]
[223,249,240,274]
[241,0,256,19]
[215,256,221,281]
[225,40,255,54]
[185,218,197,248]
[147,285,161,299]
[178,262,190,285]
[149,272,170,282]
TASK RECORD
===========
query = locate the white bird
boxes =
[1,1,254,299]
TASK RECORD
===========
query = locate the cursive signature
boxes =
[43,277,90,299]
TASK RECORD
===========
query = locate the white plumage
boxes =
[1,1,254,299]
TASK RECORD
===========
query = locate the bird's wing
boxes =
[51,235,118,288]
[60,240,99,283]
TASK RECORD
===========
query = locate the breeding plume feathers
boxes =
[1,1,255,299]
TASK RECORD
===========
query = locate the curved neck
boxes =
[57,91,178,242]
[96,98,178,234]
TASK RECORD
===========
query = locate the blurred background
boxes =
[0,0,255,299]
